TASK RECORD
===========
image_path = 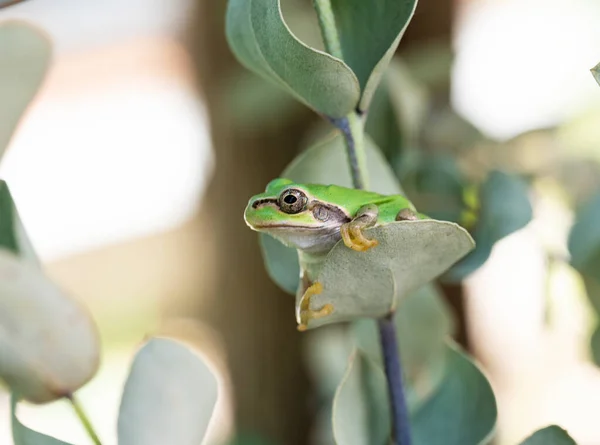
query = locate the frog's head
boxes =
[244,178,351,253]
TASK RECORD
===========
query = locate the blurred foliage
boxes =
[0,20,221,445]
[222,0,590,443]
[519,426,577,445]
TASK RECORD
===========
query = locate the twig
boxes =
[313,3,412,444]
[378,314,412,445]
[66,394,103,445]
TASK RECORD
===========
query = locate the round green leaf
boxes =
[118,337,218,445]
[298,220,474,329]
[0,250,100,403]
[399,154,467,224]
[445,170,532,282]
[11,394,73,445]
[519,425,577,445]
[332,350,391,445]
[0,180,39,263]
[0,21,52,160]
[284,133,403,194]
[259,232,299,295]
[411,342,497,445]
[569,191,600,280]
[330,0,418,110]
[259,133,403,294]
[226,0,360,118]
[352,284,453,411]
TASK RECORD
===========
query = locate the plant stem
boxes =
[312,0,343,59]
[331,113,369,189]
[378,314,412,445]
[312,2,411,443]
[67,395,103,445]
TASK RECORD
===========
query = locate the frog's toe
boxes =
[297,282,334,331]
[396,208,419,221]
[341,223,378,252]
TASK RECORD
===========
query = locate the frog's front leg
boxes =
[340,204,379,252]
[296,273,333,332]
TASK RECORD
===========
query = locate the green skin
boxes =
[244,178,422,290]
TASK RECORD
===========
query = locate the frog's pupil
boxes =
[284,195,297,204]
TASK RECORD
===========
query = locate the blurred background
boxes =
[2,0,600,444]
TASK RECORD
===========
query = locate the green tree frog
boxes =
[244,178,425,331]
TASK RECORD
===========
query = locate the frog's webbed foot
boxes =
[395,208,419,221]
[341,204,379,252]
[297,282,334,332]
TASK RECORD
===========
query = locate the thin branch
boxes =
[66,394,103,445]
[378,314,412,445]
[312,2,412,444]
[312,0,343,59]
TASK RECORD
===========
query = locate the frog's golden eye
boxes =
[279,189,307,214]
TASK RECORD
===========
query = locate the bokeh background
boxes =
[2,0,600,444]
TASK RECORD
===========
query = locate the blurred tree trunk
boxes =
[186,0,459,444]
[187,2,316,444]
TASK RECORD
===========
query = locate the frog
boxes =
[244,178,425,331]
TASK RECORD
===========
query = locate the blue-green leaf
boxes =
[569,191,600,280]
[226,0,360,118]
[411,343,497,445]
[0,180,38,262]
[519,425,577,445]
[118,337,218,445]
[0,250,100,403]
[11,395,73,445]
[0,21,51,160]
[330,0,418,110]
[445,171,532,282]
[299,220,473,329]
[332,350,391,445]
[591,62,600,87]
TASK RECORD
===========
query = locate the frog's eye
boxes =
[278,189,307,214]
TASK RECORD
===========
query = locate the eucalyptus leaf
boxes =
[118,337,218,445]
[591,61,600,87]
[298,220,474,329]
[411,342,497,445]
[445,171,532,282]
[519,425,577,445]
[0,21,52,160]
[384,58,429,150]
[226,0,360,118]
[352,284,453,411]
[11,395,73,445]
[399,154,467,224]
[0,250,100,403]
[364,75,404,162]
[330,0,418,110]
[259,133,402,294]
[332,350,391,445]
[0,180,39,263]
[259,233,299,295]
[569,191,600,280]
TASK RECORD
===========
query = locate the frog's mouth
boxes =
[252,222,321,231]
[251,198,277,209]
